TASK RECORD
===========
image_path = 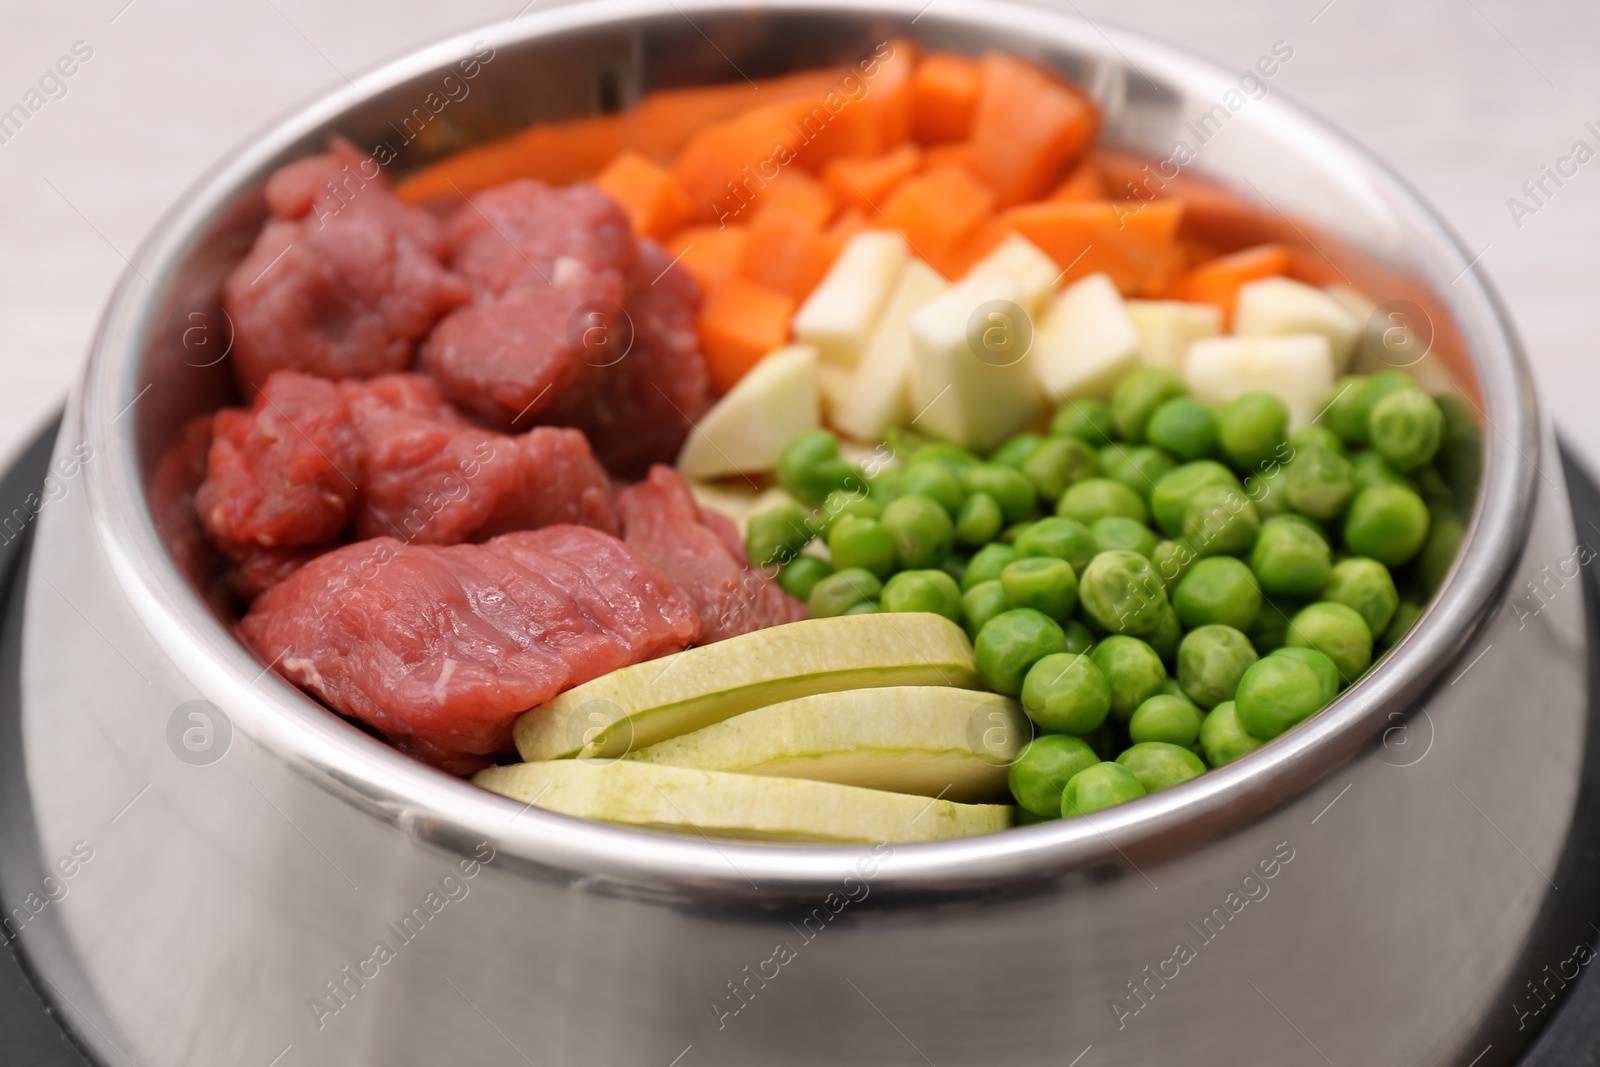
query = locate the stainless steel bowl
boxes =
[4,2,1588,1064]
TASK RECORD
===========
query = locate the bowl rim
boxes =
[73,0,1537,896]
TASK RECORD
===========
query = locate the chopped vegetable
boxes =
[911,51,983,144]
[967,52,1099,207]
[698,277,796,393]
[1234,277,1362,372]
[793,230,910,366]
[1170,243,1291,327]
[594,150,693,238]
[676,344,820,480]
[1032,272,1141,400]
[1003,199,1184,295]
[881,164,998,278]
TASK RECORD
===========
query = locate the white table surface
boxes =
[3,0,1597,471]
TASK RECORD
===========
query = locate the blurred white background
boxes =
[2,0,1596,470]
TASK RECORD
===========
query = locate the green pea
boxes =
[1234,655,1326,740]
[1151,461,1241,537]
[843,600,882,615]
[902,460,965,514]
[884,425,931,458]
[1343,484,1430,566]
[1021,652,1112,734]
[1089,635,1168,723]
[1000,521,1033,544]
[1320,557,1399,636]
[1350,450,1415,493]
[1269,646,1341,703]
[941,553,969,587]
[1151,539,1196,591]
[1382,598,1423,648]
[1177,624,1258,709]
[1248,596,1300,655]
[1062,761,1147,816]
[824,516,894,578]
[1411,465,1455,513]
[778,430,862,504]
[1063,619,1095,655]
[1174,556,1261,631]
[1249,516,1332,597]
[1014,517,1097,573]
[1146,601,1182,663]
[1008,735,1099,816]
[1111,367,1188,443]
[1091,516,1158,558]
[1023,436,1099,501]
[815,488,883,538]
[1286,601,1373,683]
[778,556,833,603]
[1182,483,1261,558]
[963,542,1018,591]
[955,492,1005,547]
[1244,464,1291,518]
[1217,392,1290,474]
[1129,693,1204,747]
[1305,420,1352,453]
[867,466,906,504]
[1434,395,1483,505]
[1146,397,1219,461]
[1368,388,1443,473]
[1284,447,1356,521]
[1058,478,1150,526]
[746,504,815,568]
[1103,444,1179,500]
[1001,557,1080,623]
[879,570,961,622]
[961,463,1037,524]
[1079,550,1169,635]
[1325,375,1371,446]
[1415,508,1466,593]
[1199,700,1264,766]
[808,568,884,617]
[1117,741,1207,793]
[961,580,1012,640]
[881,493,955,569]
[909,442,981,478]
[990,432,1045,470]
[1051,397,1116,444]
[975,608,1069,696]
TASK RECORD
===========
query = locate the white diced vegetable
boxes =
[791,230,908,367]
[676,344,819,480]
[1324,284,1458,394]
[831,259,949,442]
[1031,272,1141,400]
[1185,334,1335,430]
[1235,277,1360,372]
[960,234,1061,312]
[1125,299,1223,372]
[907,275,1043,451]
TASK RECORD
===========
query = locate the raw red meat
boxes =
[223,139,470,391]
[149,415,233,615]
[419,269,623,430]
[341,374,520,545]
[617,466,806,645]
[537,238,713,478]
[477,427,618,538]
[196,371,365,549]
[239,526,698,766]
[445,180,635,296]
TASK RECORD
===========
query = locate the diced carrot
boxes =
[920,141,976,173]
[1049,157,1106,202]
[1002,198,1185,296]
[673,100,816,225]
[867,37,919,147]
[667,225,749,293]
[1170,243,1292,325]
[827,209,873,245]
[624,68,851,160]
[1092,147,1169,201]
[940,218,1012,279]
[740,210,840,300]
[794,88,884,172]
[699,277,796,393]
[912,52,983,144]
[749,168,837,230]
[881,164,996,274]
[967,53,1099,207]
[823,144,921,213]
[394,114,626,203]
[594,151,693,238]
